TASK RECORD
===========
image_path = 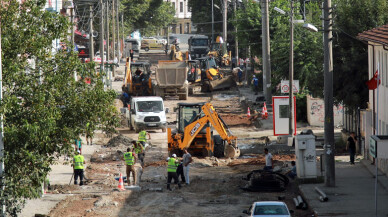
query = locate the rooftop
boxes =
[357,24,388,46]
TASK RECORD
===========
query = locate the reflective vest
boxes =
[138,131,147,142]
[167,158,178,172]
[74,155,84,169]
[124,152,135,165]
[134,144,143,154]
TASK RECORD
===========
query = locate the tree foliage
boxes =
[122,0,176,35]
[0,0,119,215]
[332,0,388,110]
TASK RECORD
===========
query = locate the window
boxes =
[179,24,183,34]
[180,2,183,12]
[136,101,163,113]
[185,23,190,34]
[279,105,289,118]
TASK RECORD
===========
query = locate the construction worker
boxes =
[133,141,145,166]
[123,147,137,186]
[73,150,85,185]
[166,154,182,191]
[252,75,259,95]
[138,129,151,147]
[86,122,94,145]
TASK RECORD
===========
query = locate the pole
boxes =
[324,0,335,187]
[261,0,272,103]
[89,5,94,62]
[222,0,227,42]
[234,0,238,61]
[211,0,214,44]
[374,62,380,217]
[289,0,294,136]
[112,0,116,75]
[70,7,74,46]
[0,21,6,217]
[116,0,120,61]
[106,1,110,62]
[121,13,124,58]
[99,0,104,73]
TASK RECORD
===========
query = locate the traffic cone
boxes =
[247,107,251,118]
[118,173,125,190]
[262,103,268,119]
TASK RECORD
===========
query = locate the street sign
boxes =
[281,80,299,93]
[370,135,388,159]
[370,137,377,158]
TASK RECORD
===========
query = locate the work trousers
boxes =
[138,153,145,166]
[74,169,84,185]
[126,165,137,185]
[183,165,190,184]
[167,172,181,190]
[176,164,186,183]
[349,148,355,164]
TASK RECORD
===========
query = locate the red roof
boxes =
[357,24,388,46]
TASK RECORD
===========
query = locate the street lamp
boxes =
[212,0,215,43]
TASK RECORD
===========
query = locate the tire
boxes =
[145,47,149,52]
[179,87,188,100]
[213,135,225,158]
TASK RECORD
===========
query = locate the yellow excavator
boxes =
[169,44,184,61]
[123,57,153,96]
[167,102,240,158]
[208,36,232,67]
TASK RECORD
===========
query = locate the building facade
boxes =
[164,0,192,34]
[358,24,388,175]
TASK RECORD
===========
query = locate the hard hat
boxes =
[77,150,81,154]
[253,75,256,78]
[166,157,170,161]
[172,154,177,158]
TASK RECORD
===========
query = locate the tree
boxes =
[121,0,175,35]
[0,0,119,215]
[332,0,388,110]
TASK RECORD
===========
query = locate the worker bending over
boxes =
[166,154,182,191]
[138,129,151,146]
[134,141,145,166]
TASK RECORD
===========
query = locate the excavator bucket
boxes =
[209,75,236,91]
[224,144,240,158]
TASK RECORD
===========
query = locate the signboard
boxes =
[78,48,89,58]
[272,96,297,136]
[281,80,299,93]
[370,137,376,158]
[370,135,388,159]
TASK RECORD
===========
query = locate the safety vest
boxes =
[138,131,147,142]
[134,144,143,154]
[167,158,178,172]
[124,152,135,165]
[74,155,84,169]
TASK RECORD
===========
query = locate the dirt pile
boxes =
[220,114,252,126]
[106,134,133,147]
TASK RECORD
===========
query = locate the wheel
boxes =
[201,81,210,92]
[179,87,188,100]
[145,47,149,52]
[213,135,225,158]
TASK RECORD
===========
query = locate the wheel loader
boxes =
[123,57,153,96]
[208,36,232,67]
[167,102,240,158]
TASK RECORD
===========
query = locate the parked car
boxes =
[243,201,292,217]
[141,39,164,51]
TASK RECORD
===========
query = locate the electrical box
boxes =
[295,135,317,178]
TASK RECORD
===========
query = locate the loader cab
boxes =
[129,61,152,95]
[176,102,205,133]
[187,60,201,83]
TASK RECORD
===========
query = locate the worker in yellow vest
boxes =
[73,150,86,185]
[138,129,151,146]
[166,154,182,191]
[124,148,137,186]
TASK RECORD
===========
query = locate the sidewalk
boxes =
[299,160,388,217]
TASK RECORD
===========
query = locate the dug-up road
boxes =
[22,55,314,217]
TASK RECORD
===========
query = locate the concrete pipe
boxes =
[297,195,304,206]
[315,187,328,202]
[293,198,300,209]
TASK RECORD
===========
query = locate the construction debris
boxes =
[106,134,133,147]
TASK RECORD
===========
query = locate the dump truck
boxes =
[188,35,209,59]
[123,58,153,96]
[167,102,240,158]
[154,60,189,100]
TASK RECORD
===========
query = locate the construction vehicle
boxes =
[188,35,209,59]
[208,36,232,67]
[167,102,240,158]
[196,56,236,91]
[187,60,202,83]
[124,38,141,59]
[154,60,189,100]
[123,58,153,96]
[169,44,184,61]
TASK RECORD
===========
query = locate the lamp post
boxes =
[211,0,214,43]
[289,0,294,136]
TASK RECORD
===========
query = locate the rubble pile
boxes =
[106,134,133,147]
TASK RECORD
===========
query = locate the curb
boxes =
[360,159,388,190]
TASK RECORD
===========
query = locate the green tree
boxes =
[122,0,175,35]
[0,0,119,215]
[332,0,388,110]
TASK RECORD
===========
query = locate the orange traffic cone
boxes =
[247,107,251,118]
[118,173,125,190]
[262,103,268,119]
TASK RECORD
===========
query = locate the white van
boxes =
[129,96,167,133]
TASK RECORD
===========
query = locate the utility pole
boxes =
[324,0,335,187]
[99,0,104,73]
[211,0,214,43]
[116,0,120,60]
[70,7,75,46]
[261,0,272,103]
[106,1,110,62]
[289,0,294,136]
[222,0,227,42]
[234,0,238,61]
[0,21,6,217]
[89,5,94,62]
[121,13,124,58]
[112,0,116,75]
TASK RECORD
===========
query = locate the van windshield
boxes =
[191,39,208,46]
[136,101,163,112]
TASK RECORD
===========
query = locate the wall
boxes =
[306,95,344,127]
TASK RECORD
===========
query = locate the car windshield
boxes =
[254,205,289,215]
[192,39,208,46]
[136,101,163,112]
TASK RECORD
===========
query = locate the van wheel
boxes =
[145,47,149,52]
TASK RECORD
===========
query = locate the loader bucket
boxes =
[224,144,240,158]
[209,75,236,91]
